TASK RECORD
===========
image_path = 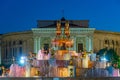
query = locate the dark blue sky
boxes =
[0,0,120,34]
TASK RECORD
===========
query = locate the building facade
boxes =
[93,30,120,54]
[1,31,33,65]
[0,19,120,65]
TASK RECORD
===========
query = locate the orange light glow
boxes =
[58,68,68,77]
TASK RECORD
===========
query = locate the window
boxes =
[78,43,83,52]
[5,41,7,46]
[19,47,22,55]
[9,41,11,46]
[6,41,9,47]
[13,41,16,45]
[6,48,8,59]
[19,40,23,45]
[14,48,17,57]
[10,48,12,58]
[13,48,15,57]
[105,40,107,44]
[44,44,49,54]
[112,40,114,45]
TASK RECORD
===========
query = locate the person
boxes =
[28,52,36,65]
[90,50,96,61]
[106,63,114,77]
[47,48,51,59]
[1,66,6,77]
[28,52,33,59]
[82,50,87,58]
[78,50,82,58]
[41,47,47,54]
[77,50,82,68]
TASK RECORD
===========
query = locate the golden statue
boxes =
[56,21,61,35]
[65,21,70,37]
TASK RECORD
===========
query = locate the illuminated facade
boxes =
[0,18,120,66]
[33,19,94,54]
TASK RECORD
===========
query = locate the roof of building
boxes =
[1,30,32,37]
[37,18,89,28]
[95,30,120,35]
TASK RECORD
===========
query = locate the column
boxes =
[73,36,76,51]
[99,39,101,50]
[36,37,41,53]
[34,37,38,53]
[89,36,93,52]
[103,39,105,48]
[86,37,89,52]
[37,37,41,51]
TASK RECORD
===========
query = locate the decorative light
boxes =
[101,57,107,62]
[20,56,26,64]
[20,59,25,64]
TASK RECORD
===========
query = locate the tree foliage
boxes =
[97,48,120,68]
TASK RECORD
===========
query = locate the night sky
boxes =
[0,0,120,34]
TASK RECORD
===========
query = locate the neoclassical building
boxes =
[0,18,120,65]
[94,30,120,54]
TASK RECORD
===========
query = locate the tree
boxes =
[97,48,120,68]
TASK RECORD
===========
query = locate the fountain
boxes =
[7,20,120,78]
